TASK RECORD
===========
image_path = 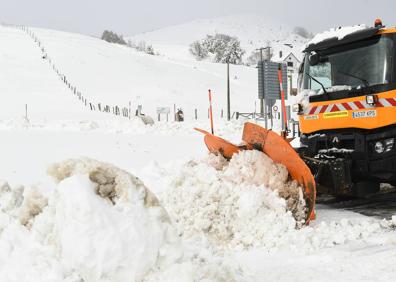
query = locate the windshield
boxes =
[301,35,394,94]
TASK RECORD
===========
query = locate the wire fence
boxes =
[2,23,134,120]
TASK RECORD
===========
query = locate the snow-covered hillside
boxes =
[0,23,258,122]
[0,25,97,120]
[0,16,308,123]
[129,14,308,63]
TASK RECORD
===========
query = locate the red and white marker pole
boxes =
[278,64,288,137]
[208,89,214,134]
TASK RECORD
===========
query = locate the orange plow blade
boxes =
[195,123,316,224]
[194,128,241,159]
[242,123,316,223]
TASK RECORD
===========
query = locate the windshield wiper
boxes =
[305,72,328,95]
[337,70,370,88]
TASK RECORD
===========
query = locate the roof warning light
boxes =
[374,18,383,28]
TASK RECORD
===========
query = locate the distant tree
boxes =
[127,39,136,48]
[145,45,155,55]
[126,40,158,56]
[101,30,126,45]
[137,41,147,52]
[189,41,208,60]
[246,45,273,66]
[247,51,261,66]
[190,33,245,64]
[293,27,313,39]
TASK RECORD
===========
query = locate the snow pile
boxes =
[158,150,306,249]
[0,159,183,282]
[143,151,391,252]
[304,24,367,50]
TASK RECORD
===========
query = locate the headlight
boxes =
[373,138,395,154]
[385,138,395,152]
[374,141,385,154]
[365,95,378,106]
[292,103,303,114]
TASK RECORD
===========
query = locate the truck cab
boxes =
[296,20,396,196]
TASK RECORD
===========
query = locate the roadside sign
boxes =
[258,61,288,100]
[272,105,278,112]
[156,107,170,114]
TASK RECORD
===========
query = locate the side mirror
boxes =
[308,51,320,66]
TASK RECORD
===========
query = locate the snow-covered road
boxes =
[0,125,203,185]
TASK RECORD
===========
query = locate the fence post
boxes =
[195,109,197,120]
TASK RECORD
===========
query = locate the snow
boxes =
[304,24,367,50]
[129,14,307,63]
[29,25,259,120]
[2,142,396,281]
[0,159,184,282]
[318,148,354,154]
[318,85,353,95]
[156,151,306,249]
[1,18,396,282]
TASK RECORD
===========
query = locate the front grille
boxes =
[316,139,355,151]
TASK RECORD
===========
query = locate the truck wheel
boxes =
[352,182,380,198]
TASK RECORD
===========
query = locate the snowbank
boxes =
[0,158,253,281]
[0,159,182,282]
[0,156,395,281]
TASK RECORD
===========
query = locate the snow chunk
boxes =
[44,158,181,281]
[304,24,367,50]
[47,157,160,207]
[18,186,48,227]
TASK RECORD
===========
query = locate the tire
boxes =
[352,181,380,198]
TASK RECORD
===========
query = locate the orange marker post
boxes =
[208,89,214,134]
[278,65,288,137]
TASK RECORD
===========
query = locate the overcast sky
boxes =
[1,0,395,36]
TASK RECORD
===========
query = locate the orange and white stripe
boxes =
[307,97,396,115]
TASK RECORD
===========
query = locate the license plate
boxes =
[352,110,377,119]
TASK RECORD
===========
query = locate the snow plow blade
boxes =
[195,123,316,224]
[242,123,316,223]
[194,128,241,159]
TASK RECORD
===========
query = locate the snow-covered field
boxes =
[1,18,396,282]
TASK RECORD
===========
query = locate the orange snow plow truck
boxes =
[196,19,396,224]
